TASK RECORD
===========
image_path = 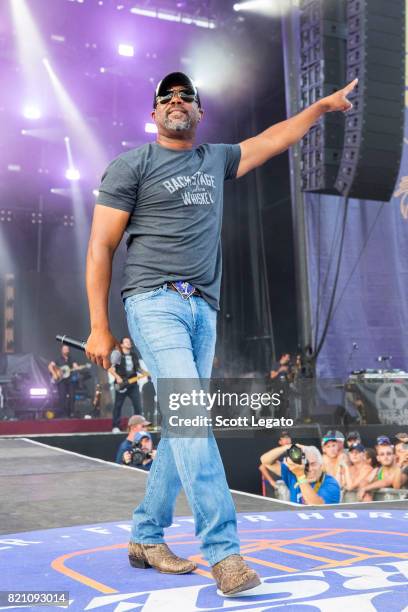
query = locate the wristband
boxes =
[297,475,307,485]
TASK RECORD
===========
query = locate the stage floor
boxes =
[1,439,408,611]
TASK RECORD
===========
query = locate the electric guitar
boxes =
[115,372,149,393]
[50,363,92,384]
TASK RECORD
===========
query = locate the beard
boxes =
[163,111,192,131]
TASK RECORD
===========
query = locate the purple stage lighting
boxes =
[65,168,81,181]
[118,44,134,57]
[29,387,48,397]
[145,122,158,134]
[23,105,41,120]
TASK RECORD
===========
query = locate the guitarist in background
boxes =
[109,337,145,433]
[48,344,79,417]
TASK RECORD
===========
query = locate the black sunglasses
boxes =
[156,89,197,105]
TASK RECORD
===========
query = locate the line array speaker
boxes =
[335,0,405,201]
[299,0,347,194]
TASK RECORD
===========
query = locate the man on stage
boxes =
[48,344,79,418]
[109,336,144,433]
[85,71,356,595]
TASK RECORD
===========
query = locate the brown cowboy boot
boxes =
[128,542,197,574]
[211,554,261,595]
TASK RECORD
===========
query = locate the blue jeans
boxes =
[125,285,240,566]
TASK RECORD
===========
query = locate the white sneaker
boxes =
[112,427,121,433]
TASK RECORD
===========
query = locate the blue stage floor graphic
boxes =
[2,510,408,611]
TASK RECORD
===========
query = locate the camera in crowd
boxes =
[125,430,154,467]
[287,443,310,472]
[129,440,153,466]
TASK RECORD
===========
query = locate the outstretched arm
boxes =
[260,444,290,467]
[236,78,358,178]
[86,204,130,369]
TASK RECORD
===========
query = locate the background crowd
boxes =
[260,430,408,504]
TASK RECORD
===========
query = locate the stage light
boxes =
[183,17,215,29]
[63,215,75,227]
[144,122,158,134]
[187,42,239,96]
[23,105,41,120]
[130,7,156,18]
[29,388,48,397]
[19,127,65,142]
[7,165,21,172]
[0,210,13,223]
[233,0,291,16]
[234,0,265,10]
[130,5,216,29]
[11,0,49,113]
[65,168,81,181]
[121,140,140,148]
[51,34,65,43]
[42,57,107,173]
[157,10,180,23]
[50,188,71,197]
[93,189,99,197]
[118,44,134,57]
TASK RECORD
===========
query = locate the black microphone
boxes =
[56,334,121,365]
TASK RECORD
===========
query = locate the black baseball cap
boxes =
[349,443,365,452]
[347,431,361,441]
[153,72,201,108]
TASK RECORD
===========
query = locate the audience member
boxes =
[270,353,291,380]
[115,415,151,464]
[258,431,293,491]
[278,431,292,446]
[321,431,349,484]
[346,431,361,449]
[341,443,372,493]
[357,441,400,501]
[260,443,341,505]
[392,435,408,490]
[394,433,408,466]
[364,447,379,469]
[123,431,156,471]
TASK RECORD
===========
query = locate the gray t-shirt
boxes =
[97,141,241,310]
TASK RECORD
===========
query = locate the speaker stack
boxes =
[335,0,405,201]
[299,0,347,194]
[299,0,405,201]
